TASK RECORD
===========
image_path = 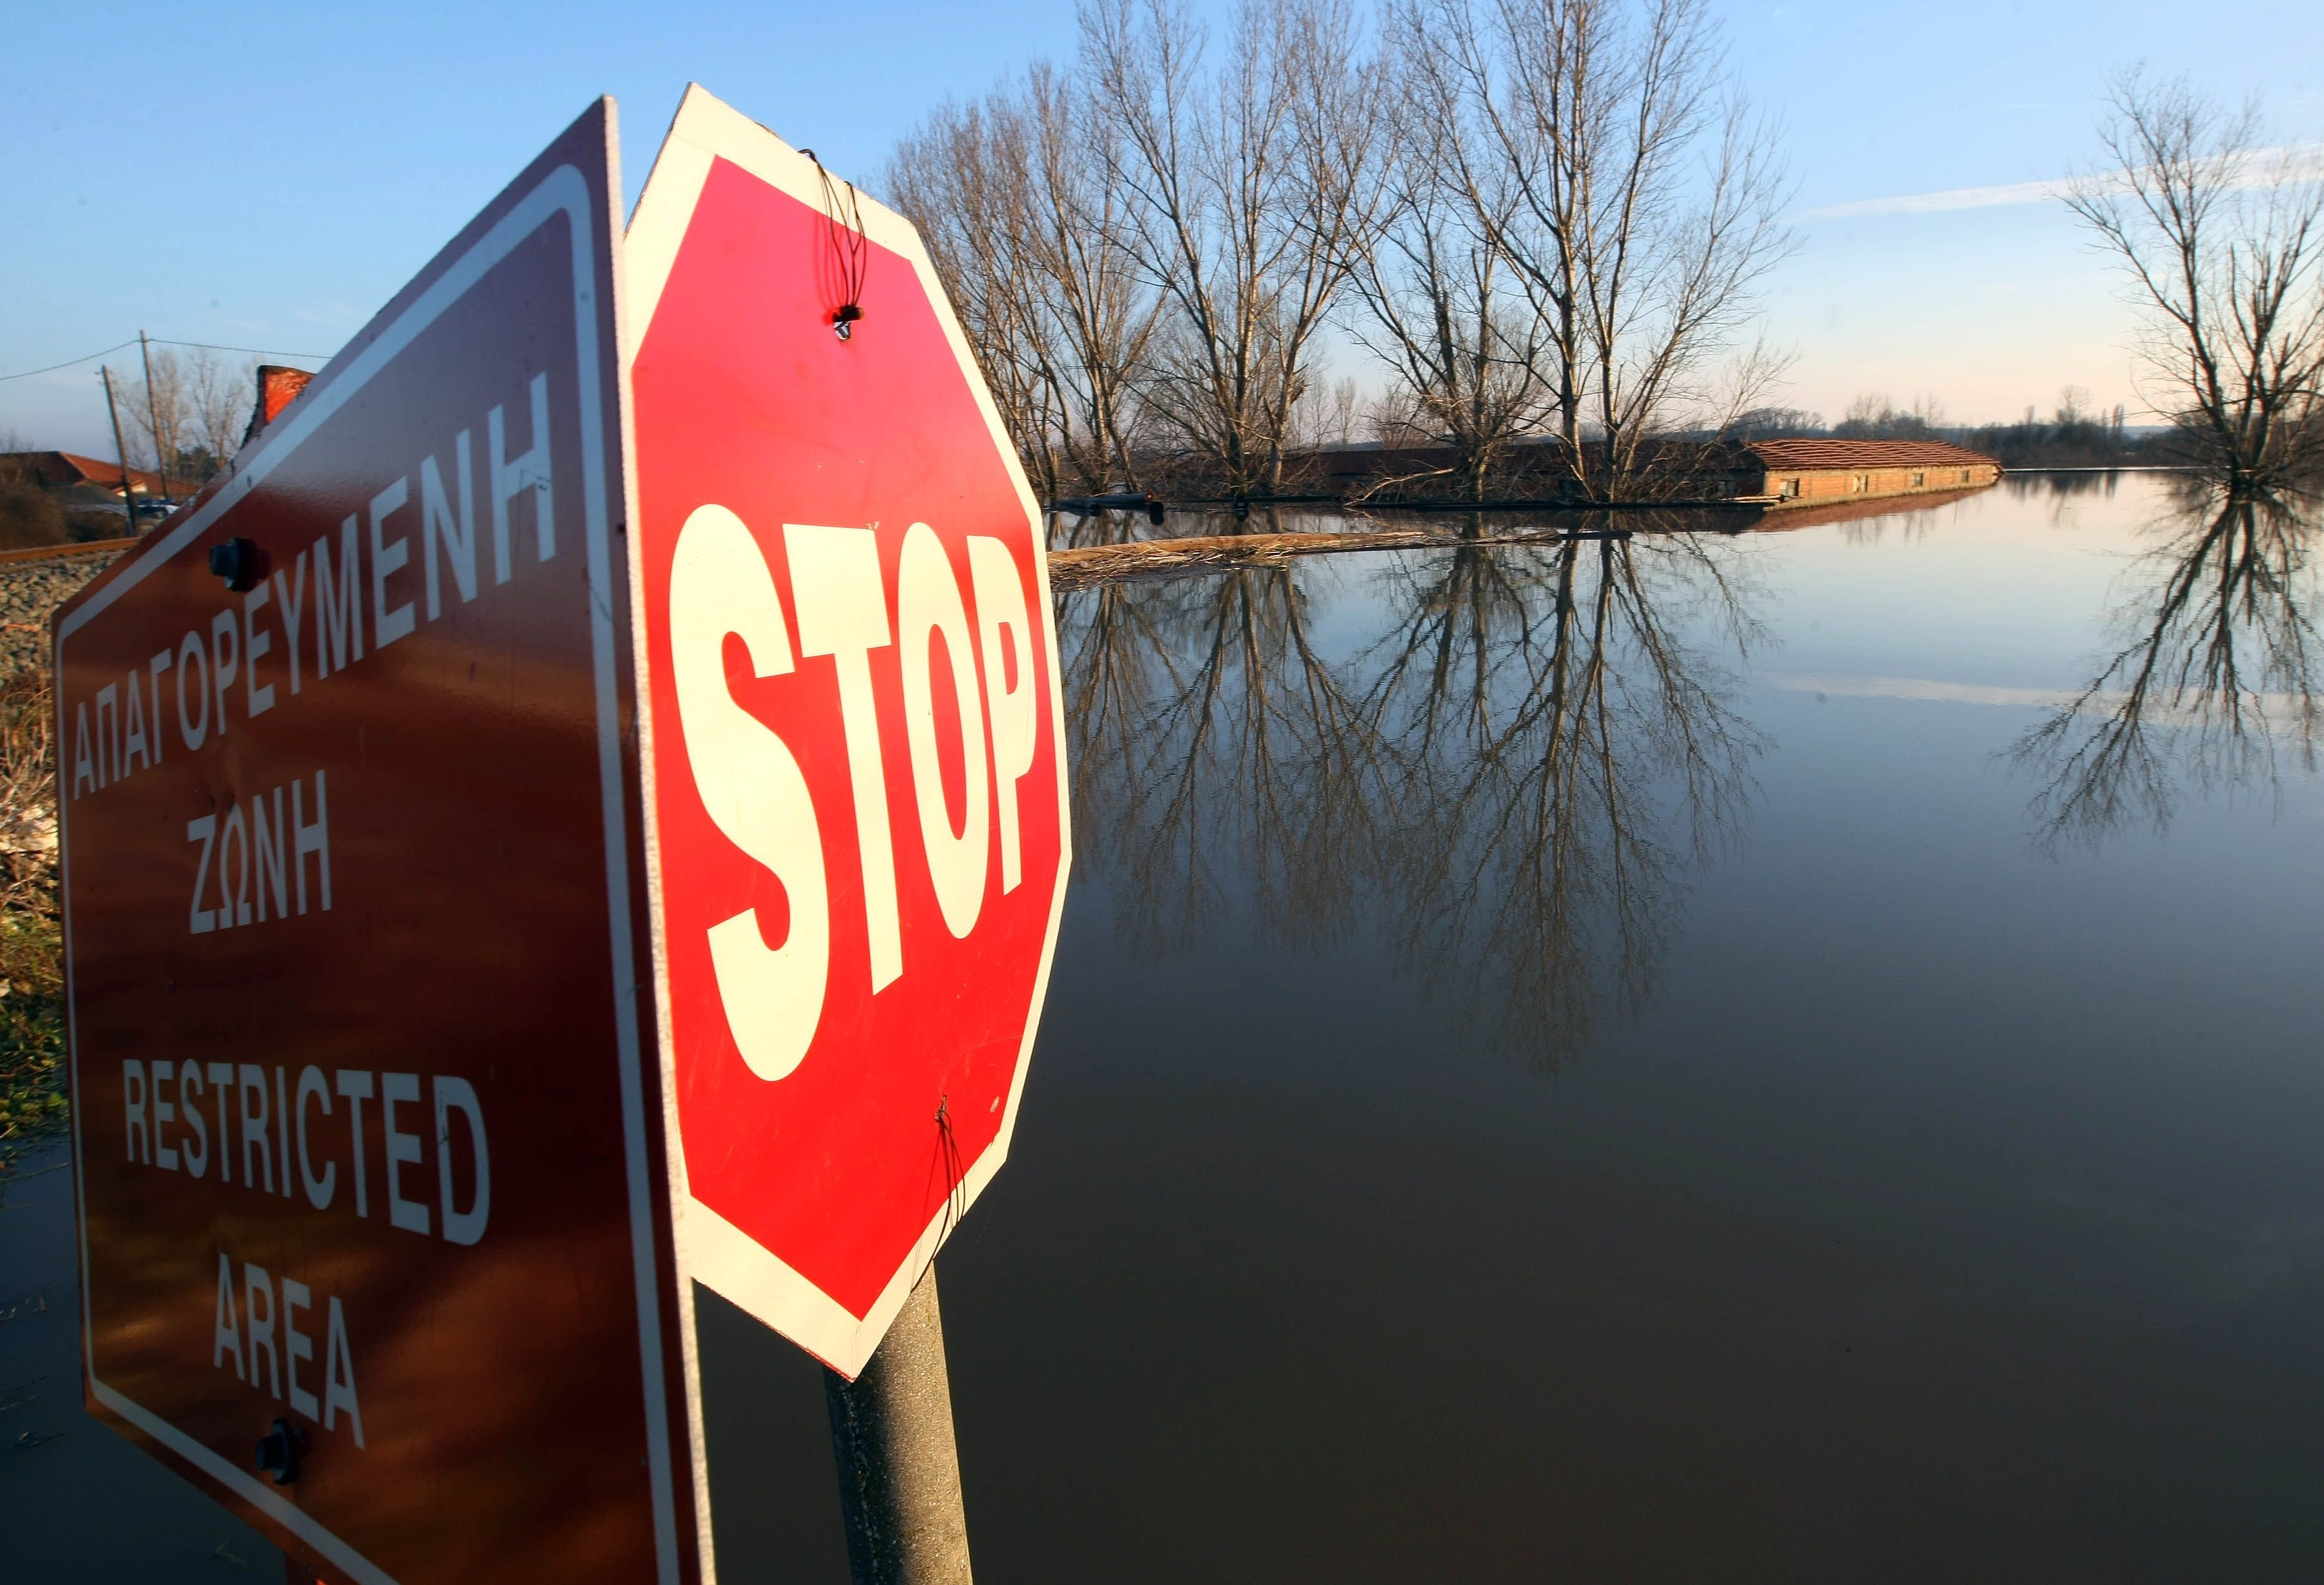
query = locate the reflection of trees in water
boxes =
[1833,513,1940,548]
[1061,562,1387,958]
[1058,516,1764,1070]
[1999,467,2126,531]
[2013,484,2322,845]
[1366,527,1763,1066]
[1819,470,2120,547]
[1046,501,1291,551]
[1048,507,1160,551]
[2002,470,2122,501]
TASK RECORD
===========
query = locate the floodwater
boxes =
[12,471,2324,1579]
[709,471,2324,1581]
[2,1140,286,1578]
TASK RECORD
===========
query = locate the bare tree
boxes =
[1019,62,1164,493]
[1340,13,1555,501]
[890,93,1067,498]
[186,348,255,474]
[119,349,192,485]
[892,0,1793,507]
[2066,71,2324,487]
[1286,374,1364,451]
[1834,390,1946,438]
[1082,0,1390,496]
[890,65,1160,505]
[1404,0,1793,499]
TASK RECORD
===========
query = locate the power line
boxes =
[0,341,136,383]
[0,336,338,384]
[158,336,338,360]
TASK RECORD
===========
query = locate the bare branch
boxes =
[2065,69,2324,486]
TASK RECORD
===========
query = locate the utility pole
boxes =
[100,366,141,531]
[139,331,174,508]
[822,1266,974,1585]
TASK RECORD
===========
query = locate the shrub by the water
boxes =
[0,913,64,1155]
[0,479,69,550]
[67,508,129,542]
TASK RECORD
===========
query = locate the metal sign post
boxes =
[823,1267,974,1584]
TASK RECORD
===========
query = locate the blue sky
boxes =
[4,0,2320,453]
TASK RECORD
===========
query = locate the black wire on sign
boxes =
[932,1094,969,1253]
[799,148,869,341]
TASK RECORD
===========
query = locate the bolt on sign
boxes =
[55,87,1070,1585]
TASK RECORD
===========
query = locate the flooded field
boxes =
[11,472,2323,1579]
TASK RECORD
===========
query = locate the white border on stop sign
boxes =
[620,80,1072,1441]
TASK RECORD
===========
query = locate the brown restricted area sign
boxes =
[55,103,696,1585]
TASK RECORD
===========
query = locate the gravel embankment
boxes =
[0,549,130,676]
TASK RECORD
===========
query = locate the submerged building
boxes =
[1294,434,2003,506]
[1745,438,2001,508]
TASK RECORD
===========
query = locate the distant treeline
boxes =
[1727,390,2187,470]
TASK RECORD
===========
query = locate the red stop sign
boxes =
[625,88,1071,1378]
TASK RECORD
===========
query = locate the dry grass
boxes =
[0,668,60,1170]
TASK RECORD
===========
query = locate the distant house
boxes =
[1748,438,2001,509]
[1,364,320,528]
[0,450,194,511]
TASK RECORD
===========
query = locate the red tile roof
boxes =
[1747,437,1999,471]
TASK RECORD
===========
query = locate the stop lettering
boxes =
[626,87,1073,1379]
